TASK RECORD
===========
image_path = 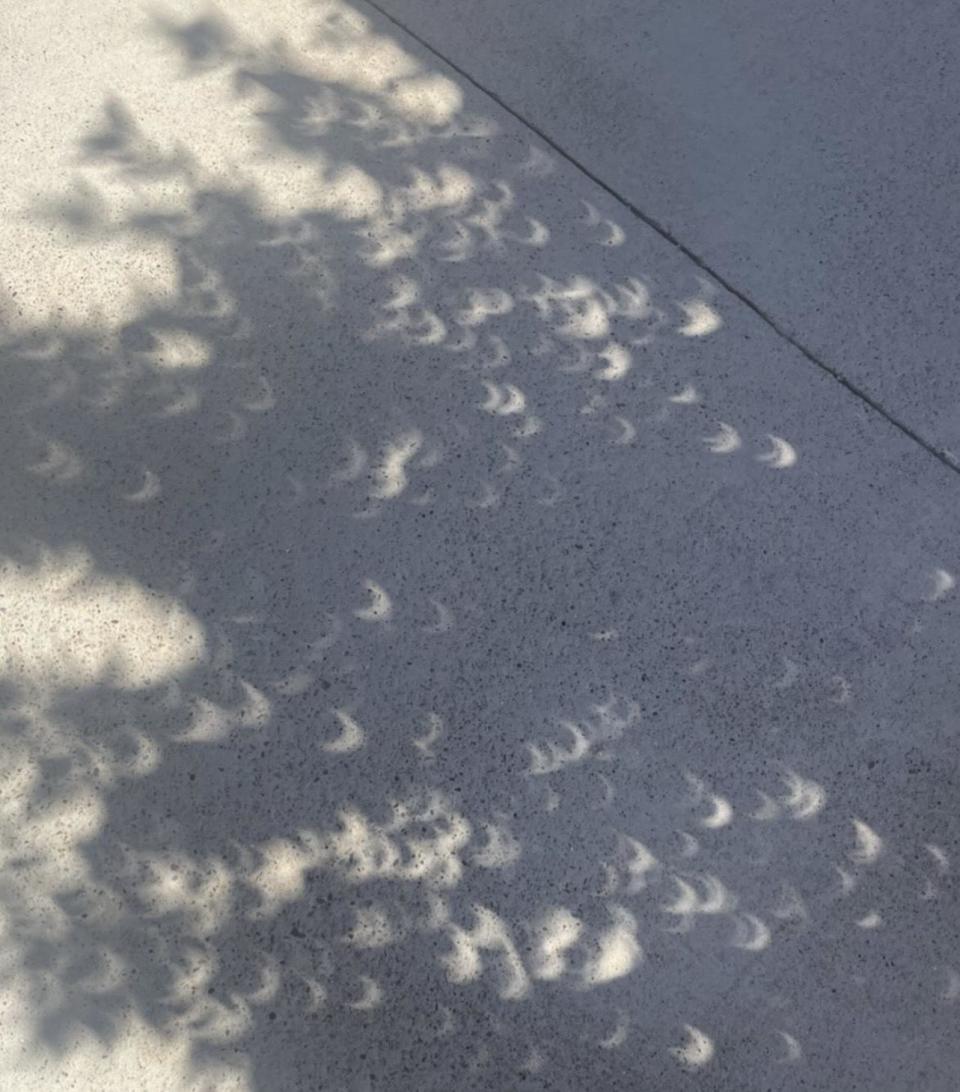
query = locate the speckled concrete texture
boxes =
[373,0,960,462]
[0,3,958,1090]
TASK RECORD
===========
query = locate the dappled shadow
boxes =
[1,3,959,1089]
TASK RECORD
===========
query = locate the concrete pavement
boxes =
[0,2,958,1089]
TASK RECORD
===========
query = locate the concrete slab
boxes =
[373,0,960,460]
[0,2,959,1089]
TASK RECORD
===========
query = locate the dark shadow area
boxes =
[1,4,958,1089]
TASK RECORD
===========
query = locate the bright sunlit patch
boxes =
[856,911,883,929]
[670,1025,714,1069]
[0,547,205,691]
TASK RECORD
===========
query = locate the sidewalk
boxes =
[0,3,958,1089]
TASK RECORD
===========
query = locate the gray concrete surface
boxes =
[0,2,958,1089]
[373,0,960,462]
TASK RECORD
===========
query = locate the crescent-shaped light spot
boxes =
[671,1025,714,1069]
[471,817,521,868]
[526,721,591,776]
[28,440,84,482]
[856,910,883,928]
[480,381,526,415]
[686,773,733,828]
[594,342,632,381]
[850,818,883,865]
[751,791,782,821]
[703,422,741,454]
[926,843,950,874]
[677,299,722,338]
[780,770,826,819]
[677,831,700,858]
[611,416,637,446]
[123,468,161,503]
[241,375,275,412]
[777,1031,802,1064]
[371,430,423,499]
[581,200,626,246]
[581,905,641,986]
[701,794,733,829]
[835,866,857,895]
[214,410,247,443]
[669,384,700,405]
[536,473,562,506]
[520,218,550,246]
[514,414,543,439]
[599,1012,629,1049]
[756,434,797,469]
[354,580,393,622]
[498,443,523,474]
[467,482,500,509]
[321,708,365,754]
[413,712,443,759]
[827,673,852,705]
[730,913,771,951]
[617,835,659,892]
[155,384,201,417]
[423,598,454,634]
[345,975,383,1010]
[927,568,956,602]
[771,656,800,690]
